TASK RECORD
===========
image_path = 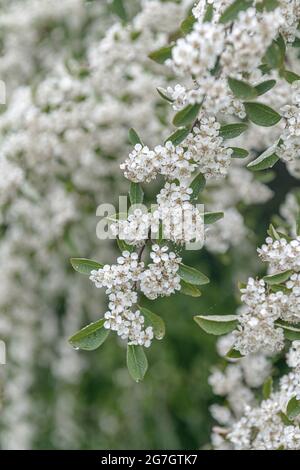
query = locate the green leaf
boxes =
[194,314,238,335]
[70,258,103,275]
[263,269,293,285]
[68,319,110,351]
[278,411,293,426]
[189,173,206,200]
[247,146,279,171]
[256,0,279,12]
[286,396,300,420]
[180,14,196,34]
[275,320,300,341]
[219,123,248,139]
[282,69,300,84]
[230,147,249,158]
[267,223,281,240]
[263,377,273,399]
[204,212,224,224]
[263,40,284,69]
[117,238,133,253]
[219,0,253,23]
[148,45,173,64]
[127,345,148,382]
[178,264,209,286]
[226,348,244,359]
[139,306,165,340]
[254,170,276,183]
[129,182,144,205]
[255,79,276,96]
[164,127,190,146]
[128,128,143,146]
[228,77,257,100]
[244,102,281,127]
[203,3,214,22]
[156,87,174,103]
[173,103,201,127]
[180,280,202,297]
[111,0,127,21]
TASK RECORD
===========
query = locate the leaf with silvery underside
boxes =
[156,87,174,103]
[126,345,148,382]
[178,264,209,286]
[180,280,202,297]
[69,319,110,351]
[128,128,143,146]
[263,270,293,285]
[70,258,103,275]
[139,306,165,340]
[194,314,238,335]
[247,142,280,171]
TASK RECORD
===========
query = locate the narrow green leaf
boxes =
[282,70,300,84]
[203,3,214,22]
[219,0,253,23]
[180,14,196,34]
[127,345,148,382]
[178,264,209,286]
[148,45,173,64]
[230,147,249,158]
[111,0,127,21]
[263,269,293,285]
[204,212,224,224]
[139,306,165,340]
[247,146,279,171]
[286,396,300,420]
[263,40,283,69]
[164,127,190,146]
[180,280,202,297]
[256,0,279,12]
[194,314,238,335]
[278,411,293,426]
[173,103,201,127]
[117,238,133,253]
[244,102,281,127]
[129,182,144,205]
[267,223,281,241]
[68,319,110,351]
[128,128,143,146]
[156,87,174,103]
[255,79,276,96]
[275,320,300,341]
[190,173,206,200]
[219,123,248,140]
[263,377,273,399]
[226,348,244,359]
[70,258,103,275]
[228,77,257,100]
[254,170,276,183]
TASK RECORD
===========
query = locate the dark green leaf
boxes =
[127,345,148,382]
[282,69,300,84]
[111,0,127,21]
[180,14,196,34]
[204,212,224,224]
[203,3,214,22]
[70,258,103,275]
[263,41,284,69]
[247,144,279,171]
[173,103,201,127]
[139,306,165,340]
[148,45,173,64]
[286,396,300,420]
[156,87,174,103]
[128,128,143,146]
[226,348,244,359]
[228,77,257,100]
[275,320,300,341]
[189,173,206,200]
[194,314,238,335]
[180,280,202,297]
[164,127,190,146]
[68,319,110,351]
[219,123,248,139]
[178,263,209,286]
[230,147,249,158]
[219,0,253,23]
[244,102,281,127]
[129,182,144,205]
[117,238,133,253]
[255,79,276,96]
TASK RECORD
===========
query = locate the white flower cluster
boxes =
[258,236,300,272]
[278,81,300,178]
[121,114,232,184]
[90,246,181,345]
